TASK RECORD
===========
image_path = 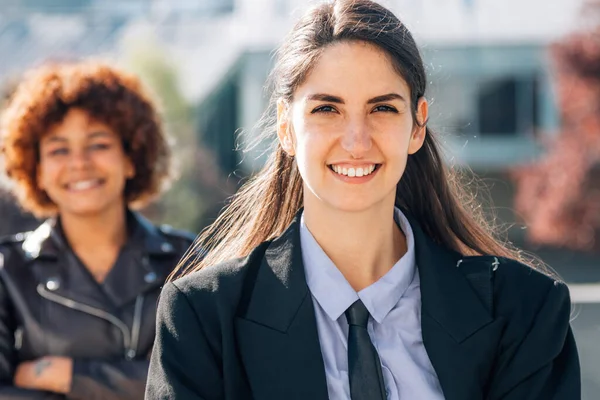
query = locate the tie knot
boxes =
[345,299,370,328]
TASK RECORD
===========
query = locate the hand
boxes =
[14,356,73,394]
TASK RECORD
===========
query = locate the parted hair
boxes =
[174,0,548,278]
[0,61,171,217]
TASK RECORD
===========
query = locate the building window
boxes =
[477,74,539,136]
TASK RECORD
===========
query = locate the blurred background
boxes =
[0,0,598,397]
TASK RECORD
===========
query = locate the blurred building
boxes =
[0,1,599,395]
[0,0,583,175]
[0,1,594,246]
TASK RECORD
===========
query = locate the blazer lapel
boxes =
[234,216,329,400]
[411,219,504,400]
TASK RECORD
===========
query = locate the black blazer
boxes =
[146,214,580,400]
[0,211,194,400]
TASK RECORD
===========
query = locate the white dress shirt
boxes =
[299,208,445,399]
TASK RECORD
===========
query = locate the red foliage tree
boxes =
[512,1,600,250]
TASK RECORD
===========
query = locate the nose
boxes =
[340,117,372,158]
[67,148,91,170]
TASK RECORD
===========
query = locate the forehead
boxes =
[42,108,116,142]
[294,40,411,100]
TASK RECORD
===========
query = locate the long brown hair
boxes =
[174,0,548,278]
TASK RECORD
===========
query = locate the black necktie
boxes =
[345,299,387,400]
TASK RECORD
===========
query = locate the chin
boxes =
[60,203,114,218]
[325,198,381,213]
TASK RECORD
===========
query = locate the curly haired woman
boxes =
[0,61,194,399]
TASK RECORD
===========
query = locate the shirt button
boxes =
[161,243,174,252]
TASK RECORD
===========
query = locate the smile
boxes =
[328,164,380,177]
[65,179,103,192]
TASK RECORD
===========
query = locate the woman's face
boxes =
[278,41,428,213]
[38,108,134,218]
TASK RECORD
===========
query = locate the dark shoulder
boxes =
[490,256,570,319]
[493,256,564,294]
[169,241,270,316]
[0,230,30,255]
[157,224,196,252]
[159,224,196,242]
[0,230,31,272]
[0,231,30,247]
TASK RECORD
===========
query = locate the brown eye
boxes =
[89,143,111,151]
[372,105,398,113]
[48,148,69,156]
[312,105,337,114]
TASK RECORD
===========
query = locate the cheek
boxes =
[295,130,331,174]
[96,151,130,175]
[372,119,413,150]
[37,160,59,187]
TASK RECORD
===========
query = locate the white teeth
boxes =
[68,179,100,191]
[331,164,377,177]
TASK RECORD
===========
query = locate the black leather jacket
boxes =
[0,211,194,399]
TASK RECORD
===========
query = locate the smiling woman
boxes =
[146,0,580,399]
[37,109,136,225]
[0,61,195,399]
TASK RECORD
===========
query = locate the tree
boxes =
[511,0,600,250]
[0,76,39,236]
[119,25,234,233]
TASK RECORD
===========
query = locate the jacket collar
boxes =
[242,210,492,341]
[236,209,497,400]
[235,212,329,400]
[405,214,493,342]
[242,214,310,332]
[22,210,176,261]
[24,210,178,310]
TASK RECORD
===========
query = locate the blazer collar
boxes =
[242,210,493,340]
[237,210,497,400]
[242,215,309,332]
[235,212,329,400]
[407,214,493,343]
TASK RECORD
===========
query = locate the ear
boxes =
[408,97,428,155]
[125,157,135,179]
[276,98,295,156]
[36,167,45,191]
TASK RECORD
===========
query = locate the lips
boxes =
[65,179,103,192]
[328,163,381,177]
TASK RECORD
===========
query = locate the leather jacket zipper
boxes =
[127,294,145,360]
[37,284,139,359]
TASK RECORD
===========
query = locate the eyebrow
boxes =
[306,93,406,104]
[43,130,113,144]
[307,93,345,103]
[87,130,113,140]
[367,93,406,104]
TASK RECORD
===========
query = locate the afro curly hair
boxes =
[0,61,172,217]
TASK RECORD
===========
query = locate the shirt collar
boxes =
[300,207,417,324]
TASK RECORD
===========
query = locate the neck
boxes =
[59,206,129,255]
[303,194,407,292]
